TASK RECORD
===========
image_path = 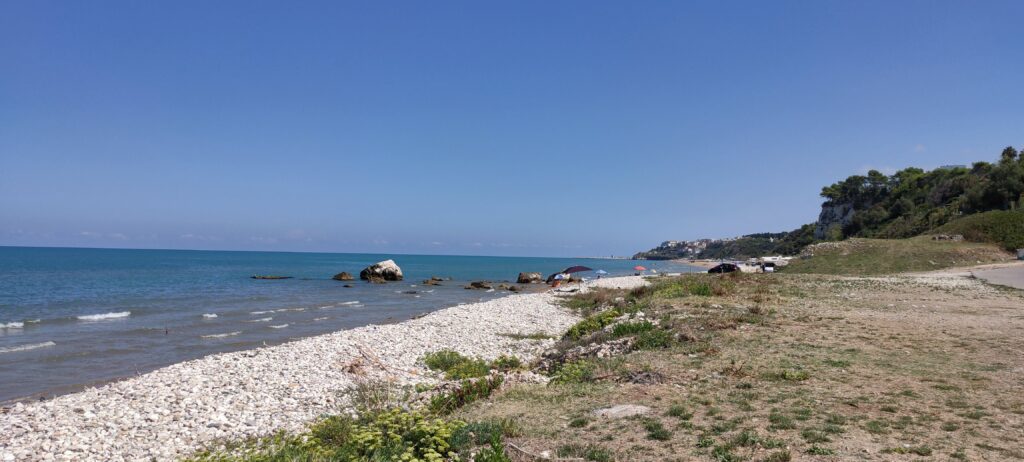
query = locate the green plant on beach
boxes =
[564,310,621,340]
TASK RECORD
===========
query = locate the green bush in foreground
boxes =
[187,408,468,462]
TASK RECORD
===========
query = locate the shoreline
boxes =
[0,276,646,461]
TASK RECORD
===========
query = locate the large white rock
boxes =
[359,259,403,281]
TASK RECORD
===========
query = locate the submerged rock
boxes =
[250,275,292,280]
[332,272,354,281]
[359,260,403,282]
[465,281,493,290]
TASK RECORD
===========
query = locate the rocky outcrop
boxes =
[332,272,354,281]
[517,272,543,284]
[465,281,493,290]
[359,260,403,282]
[421,276,446,286]
[813,203,855,240]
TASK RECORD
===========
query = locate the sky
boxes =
[2,1,1023,257]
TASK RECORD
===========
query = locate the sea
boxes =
[0,246,698,403]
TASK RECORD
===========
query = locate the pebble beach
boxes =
[0,276,648,461]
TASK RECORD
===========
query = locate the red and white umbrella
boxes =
[633,265,647,271]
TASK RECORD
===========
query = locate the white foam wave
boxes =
[202,313,218,319]
[26,319,41,324]
[250,310,273,315]
[247,317,273,323]
[0,322,24,329]
[77,311,131,321]
[269,324,289,329]
[313,316,329,321]
[276,307,305,312]
[485,289,495,293]
[318,305,334,309]
[338,301,360,305]
[201,331,241,339]
[0,341,56,354]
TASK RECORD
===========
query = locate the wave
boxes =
[269,324,289,329]
[313,316,329,321]
[77,311,131,321]
[26,319,41,324]
[276,307,305,312]
[202,313,218,319]
[201,331,241,339]
[250,310,273,315]
[247,317,272,323]
[0,322,24,329]
[338,301,360,305]
[0,341,56,354]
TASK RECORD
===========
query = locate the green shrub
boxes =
[633,329,673,350]
[806,445,835,455]
[642,418,672,441]
[423,349,467,372]
[491,355,522,372]
[611,320,655,337]
[565,310,621,340]
[430,376,504,415]
[550,360,596,384]
[188,408,465,462]
[422,349,494,379]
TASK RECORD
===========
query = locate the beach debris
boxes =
[359,260,403,282]
[332,272,354,281]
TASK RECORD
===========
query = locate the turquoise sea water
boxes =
[0,246,697,402]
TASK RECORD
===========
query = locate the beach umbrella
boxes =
[562,265,593,274]
[595,270,608,275]
[633,265,647,271]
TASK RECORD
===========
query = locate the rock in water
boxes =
[517,272,543,284]
[465,281,493,290]
[359,260,403,282]
[332,272,354,281]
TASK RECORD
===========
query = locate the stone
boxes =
[593,404,651,419]
[359,260,403,282]
[332,272,354,281]
[517,272,543,284]
[465,281,492,290]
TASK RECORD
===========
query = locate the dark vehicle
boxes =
[707,263,740,274]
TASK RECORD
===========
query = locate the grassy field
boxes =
[930,210,1024,252]
[454,273,1024,461]
[781,237,1011,275]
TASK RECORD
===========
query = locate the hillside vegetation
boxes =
[634,146,1024,261]
[817,146,1024,241]
[930,210,1024,251]
[782,237,1012,275]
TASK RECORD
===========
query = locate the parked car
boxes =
[708,263,740,274]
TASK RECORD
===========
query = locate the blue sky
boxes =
[2,1,1022,257]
